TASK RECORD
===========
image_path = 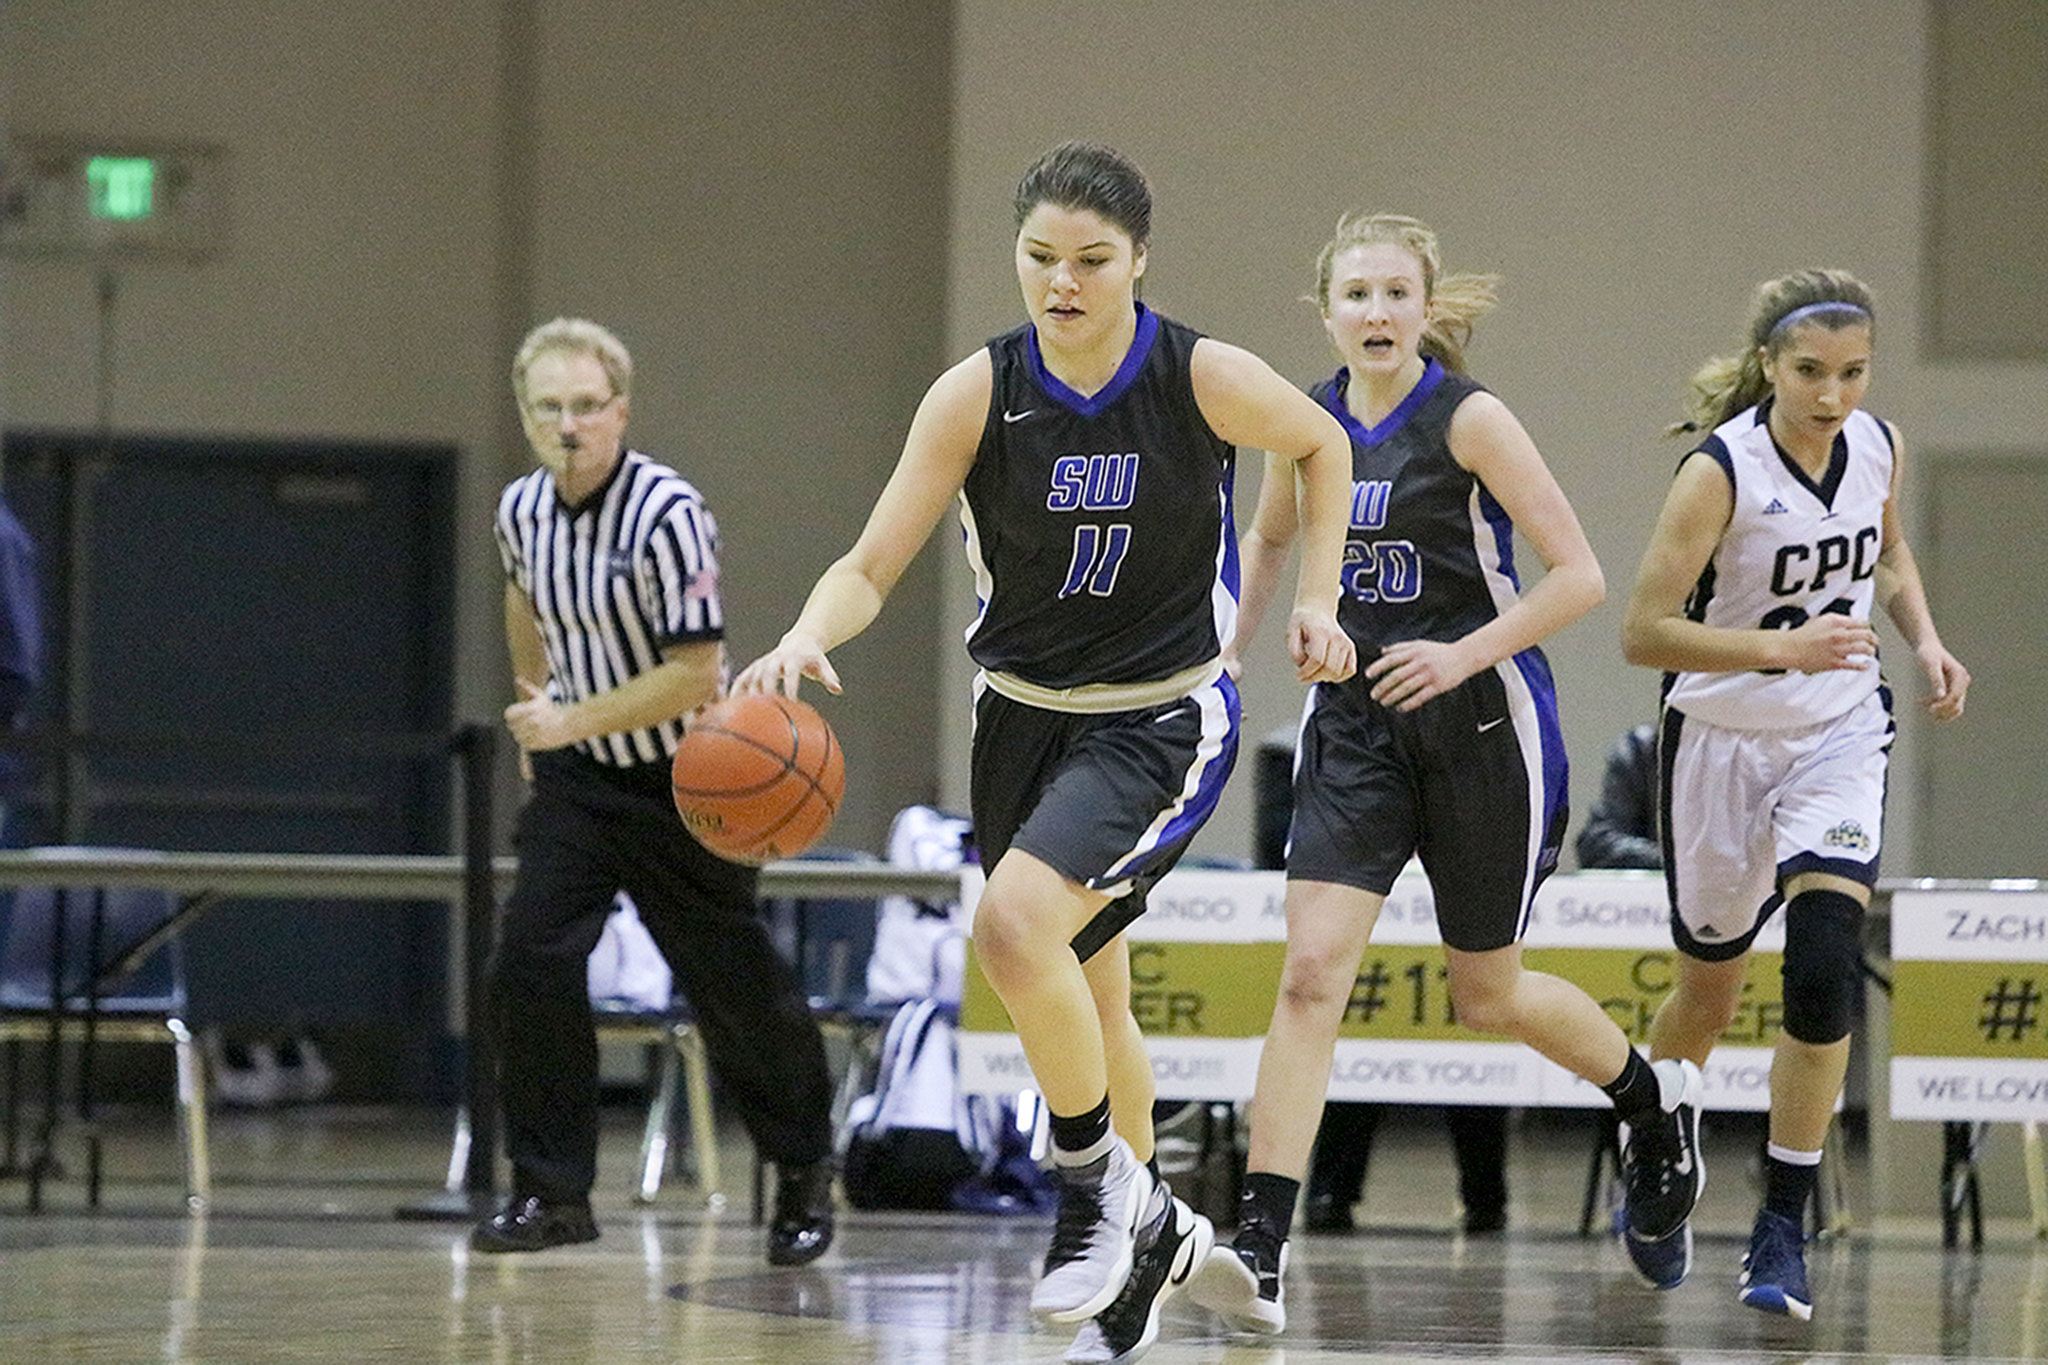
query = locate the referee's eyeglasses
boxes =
[527,394,620,424]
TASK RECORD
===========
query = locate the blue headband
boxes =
[1770,300,1871,337]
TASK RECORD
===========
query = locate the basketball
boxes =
[670,694,845,864]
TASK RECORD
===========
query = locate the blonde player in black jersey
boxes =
[738,143,1356,1363]
[1621,270,1967,1318]
[1193,214,1704,1336]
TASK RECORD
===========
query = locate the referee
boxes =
[475,318,835,1264]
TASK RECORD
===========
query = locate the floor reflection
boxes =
[5,1123,2046,1365]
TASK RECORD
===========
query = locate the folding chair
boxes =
[0,884,208,1210]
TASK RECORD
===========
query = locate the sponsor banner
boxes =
[959,911,1789,1110]
[958,866,1784,952]
[1889,889,2048,1120]
[1891,1056,2048,1121]
[963,942,1785,1048]
[962,1031,1786,1111]
[1132,871,1290,944]
[1890,889,2048,963]
[1536,1046,1782,1112]
[961,941,1287,1036]
[1524,947,1785,1049]
[957,1031,1035,1094]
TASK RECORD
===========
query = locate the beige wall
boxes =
[0,0,953,849]
[1,0,508,744]
[945,0,2048,873]
[5,0,2044,869]
[517,0,953,846]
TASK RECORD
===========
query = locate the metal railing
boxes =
[0,722,959,1215]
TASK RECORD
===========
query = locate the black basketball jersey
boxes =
[1309,359,1525,661]
[960,304,1237,690]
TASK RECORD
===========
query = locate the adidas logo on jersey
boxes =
[1762,498,1791,515]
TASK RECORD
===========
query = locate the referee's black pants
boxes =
[492,747,833,1203]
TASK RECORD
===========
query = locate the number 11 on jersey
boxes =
[1059,523,1133,599]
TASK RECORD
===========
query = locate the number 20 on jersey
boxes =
[1344,478,1422,604]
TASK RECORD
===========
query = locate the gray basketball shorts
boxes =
[1286,656,1567,953]
[969,671,1239,963]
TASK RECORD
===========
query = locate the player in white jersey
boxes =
[1621,270,1969,1318]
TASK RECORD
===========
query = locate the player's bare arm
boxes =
[1190,338,1355,684]
[1622,451,1877,676]
[1367,393,1605,712]
[1225,450,1304,676]
[736,351,992,698]
[1873,422,1969,718]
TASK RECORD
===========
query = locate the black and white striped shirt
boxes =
[495,450,726,767]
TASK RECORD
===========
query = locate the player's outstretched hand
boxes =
[1366,638,1481,713]
[1778,616,1880,674]
[1916,640,1969,721]
[1289,607,1356,684]
[734,632,843,699]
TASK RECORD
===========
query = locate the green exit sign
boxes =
[1,139,224,259]
[86,156,155,221]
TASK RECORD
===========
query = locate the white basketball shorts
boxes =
[1658,686,1892,960]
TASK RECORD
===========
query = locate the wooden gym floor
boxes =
[0,1105,2040,1362]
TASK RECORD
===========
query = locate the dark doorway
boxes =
[1,430,457,1090]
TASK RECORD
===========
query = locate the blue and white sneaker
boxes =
[1738,1209,1812,1320]
[1614,1202,1691,1290]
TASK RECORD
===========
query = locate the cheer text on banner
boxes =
[958,868,1788,1110]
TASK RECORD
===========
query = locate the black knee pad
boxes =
[1780,888,1865,1044]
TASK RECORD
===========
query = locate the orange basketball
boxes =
[671,694,845,865]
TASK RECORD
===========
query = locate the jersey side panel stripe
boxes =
[1102,673,1240,881]
[958,493,994,646]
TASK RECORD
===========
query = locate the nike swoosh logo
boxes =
[1153,705,1191,725]
[1477,717,1508,733]
[1002,408,1036,423]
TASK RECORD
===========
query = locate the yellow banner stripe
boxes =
[962,943,1785,1046]
[1894,960,2048,1059]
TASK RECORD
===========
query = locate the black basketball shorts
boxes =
[970,671,1239,963]
[1286,654,1567,952]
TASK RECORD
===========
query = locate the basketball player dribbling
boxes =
[1191,213,1710,1337]
[736,142,1357,1362]
[1619,270,1968,1317]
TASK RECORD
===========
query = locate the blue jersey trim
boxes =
[1220,460,1241,599]
[1026,302,1162,417]
[1691,434,1737,494]
[1512,647,1569,874]
[1477,483,1520,592]
[1321,358,1445,448]
[1757,397,1847,509]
